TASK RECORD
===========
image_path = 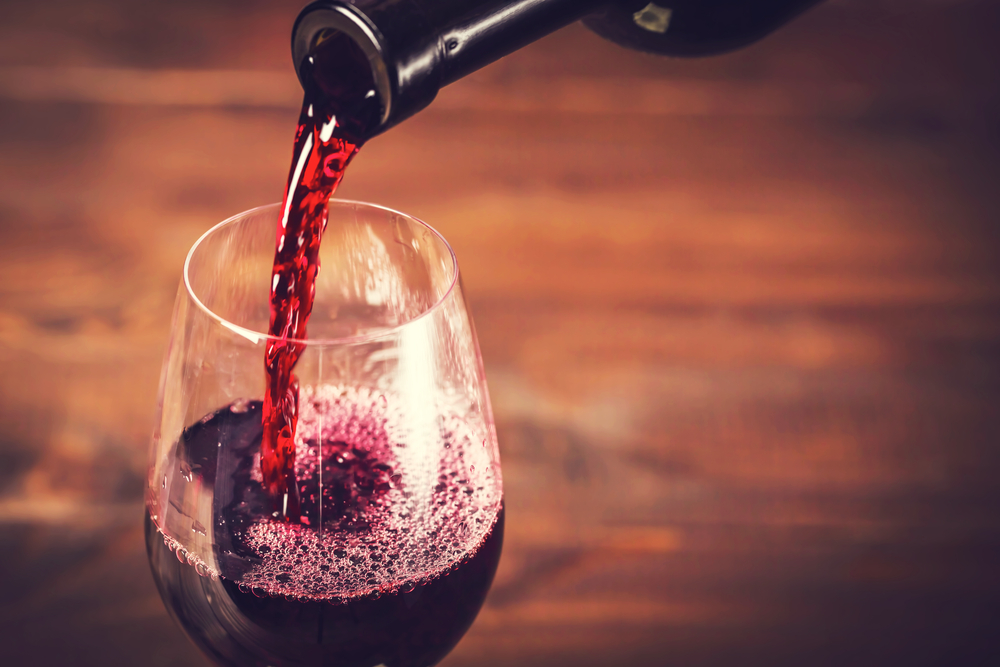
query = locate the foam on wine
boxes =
[152,387,501,604]
[245,386,500,601]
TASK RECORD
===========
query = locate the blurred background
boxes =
[2,0,1000,664]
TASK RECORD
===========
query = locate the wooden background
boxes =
[1,0,999,664]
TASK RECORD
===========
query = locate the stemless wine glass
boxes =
[145,201,503,667]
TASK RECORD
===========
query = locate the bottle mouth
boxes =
[292,3,393,132]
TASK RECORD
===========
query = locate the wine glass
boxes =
[145,201,503,667]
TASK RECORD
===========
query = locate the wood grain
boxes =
[1,1,999,665]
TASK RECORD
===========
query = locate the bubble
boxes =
[230,398,250,413]
[211,385,503,603]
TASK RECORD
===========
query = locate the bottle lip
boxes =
[292,2,393,131]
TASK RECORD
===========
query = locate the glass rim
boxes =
[183,199,459,346]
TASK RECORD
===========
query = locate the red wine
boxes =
[262,32,380,521]
[147,392,504,667]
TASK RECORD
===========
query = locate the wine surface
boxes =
[148,392,504,667]
[262,32,380,521]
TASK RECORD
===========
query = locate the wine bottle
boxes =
[291,0,822,137]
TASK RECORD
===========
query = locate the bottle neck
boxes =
[292,0,612,138]
[424,0,613,87]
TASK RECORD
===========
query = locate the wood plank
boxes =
[1,1,999,665]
